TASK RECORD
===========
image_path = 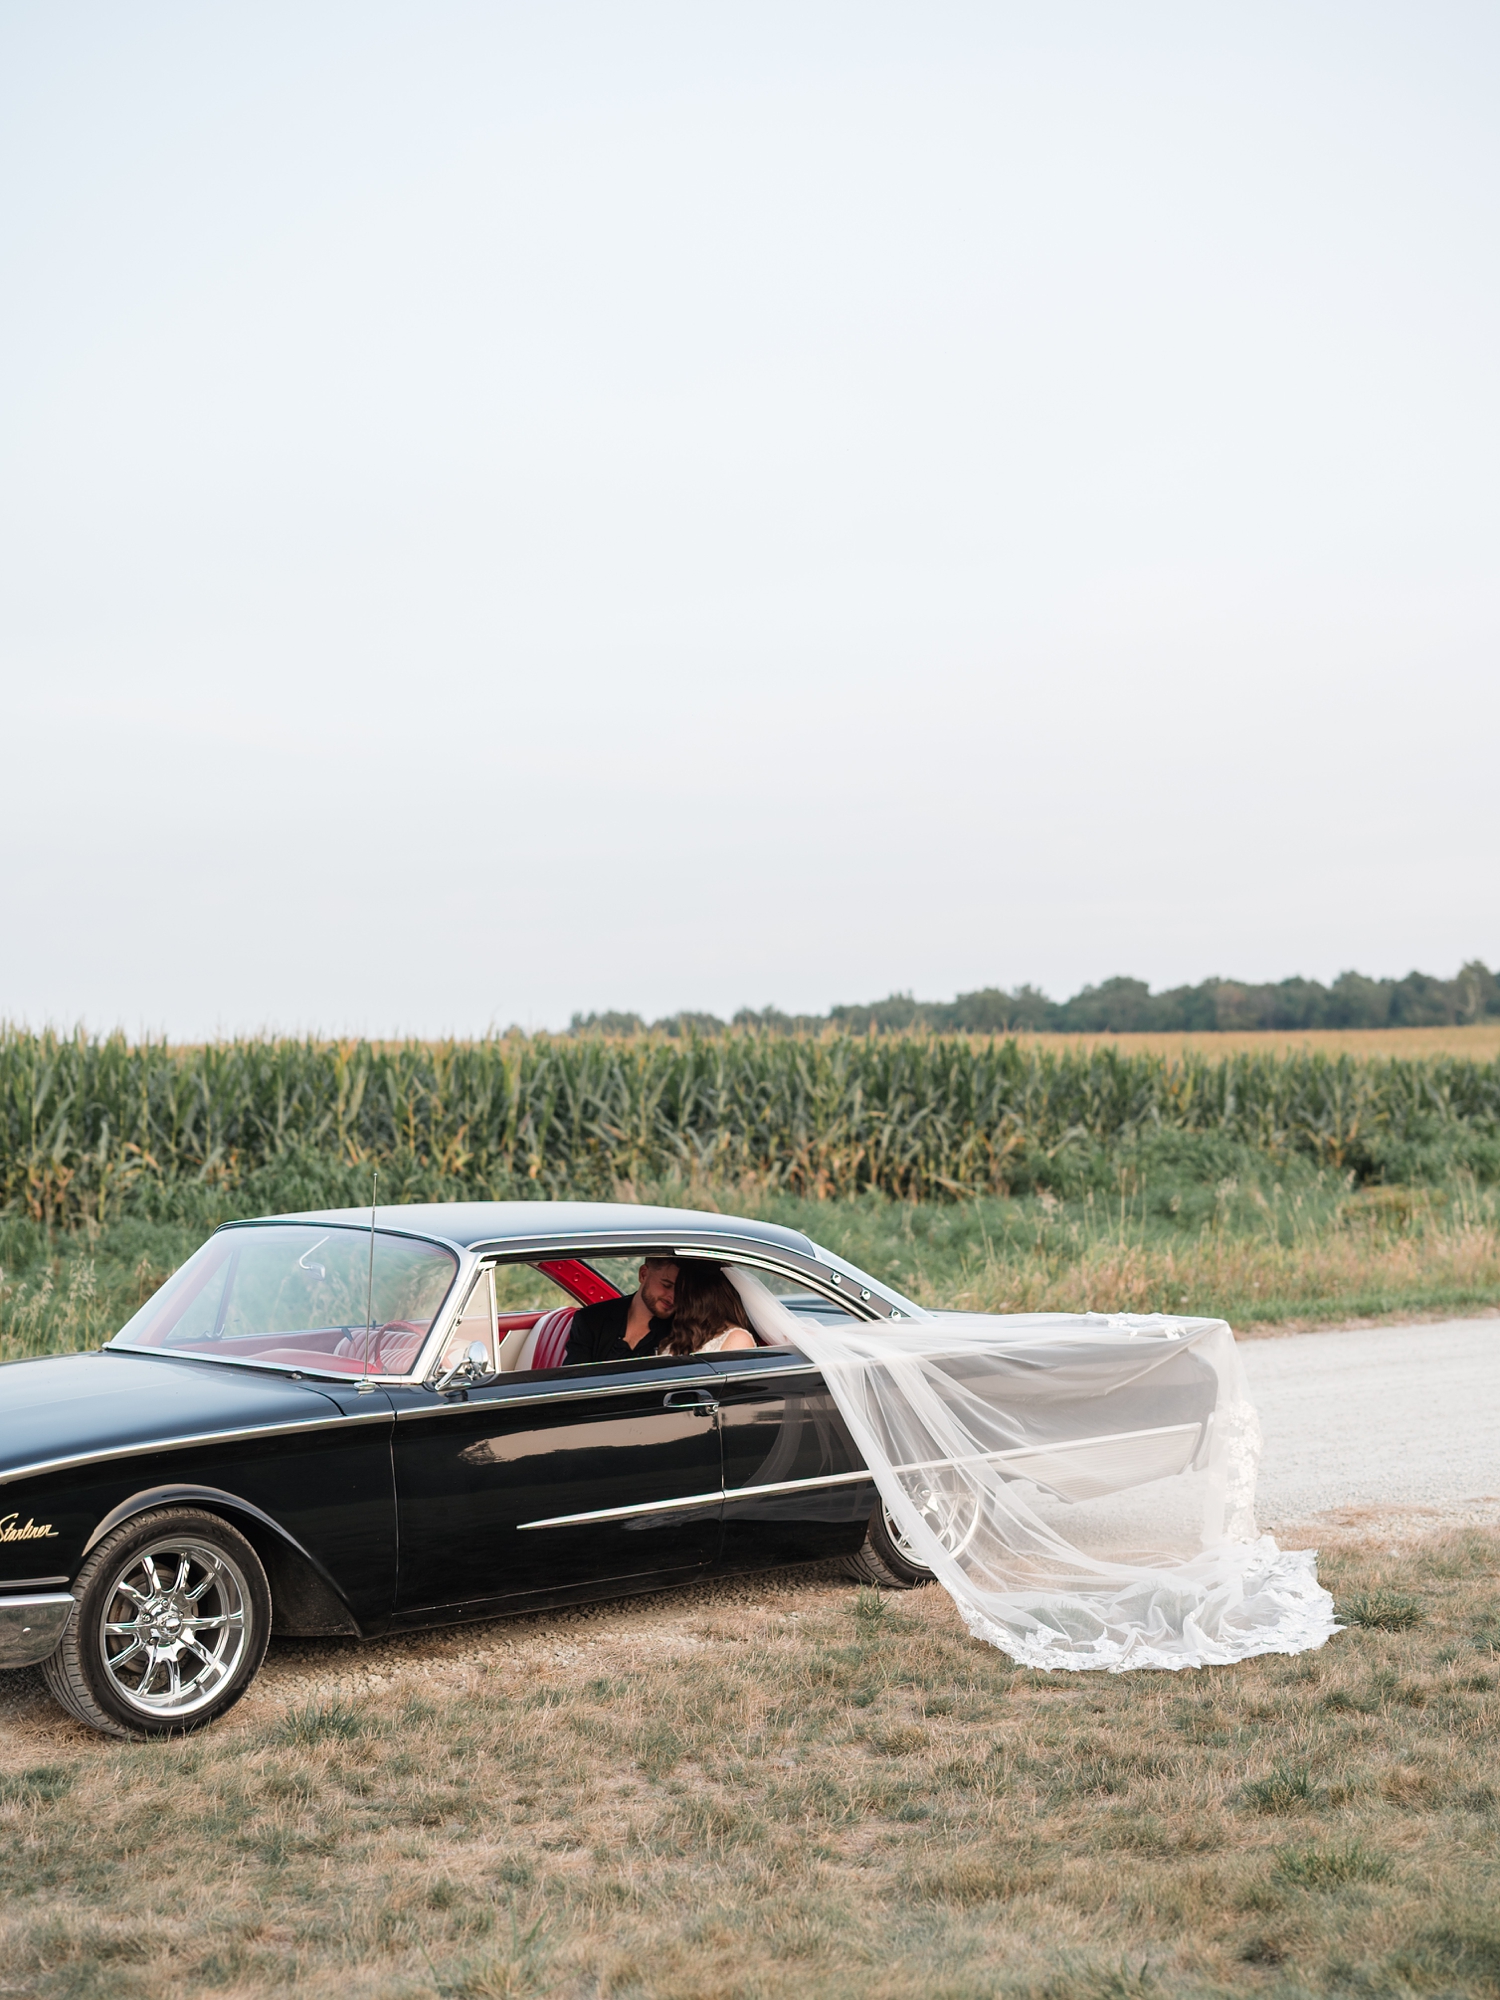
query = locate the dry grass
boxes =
[922,1201,1500,1331]
[2,1533,1497,1999]
[996,1026,1500,1061]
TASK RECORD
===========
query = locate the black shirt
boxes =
[562,1292,673,1367]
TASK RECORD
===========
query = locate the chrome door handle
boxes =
[663,1389,719,1415]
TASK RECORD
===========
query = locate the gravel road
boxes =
[1242,1314,1500,1539]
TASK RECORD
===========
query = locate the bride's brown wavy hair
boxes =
[660,1260,749,1354]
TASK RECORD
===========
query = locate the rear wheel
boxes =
[41,1508,270,1740]
[843,1499,936,1590]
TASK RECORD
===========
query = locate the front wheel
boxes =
[843,1498,936,1590]
[41,1508,270,1739]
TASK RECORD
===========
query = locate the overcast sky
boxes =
[3,1,1496,1037]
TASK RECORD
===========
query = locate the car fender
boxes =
[82,1483,362,1637]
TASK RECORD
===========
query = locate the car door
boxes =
[709,1332,876,1569]
[388,1343,725,1623]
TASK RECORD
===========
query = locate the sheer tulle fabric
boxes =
[726,1270,1338,1672]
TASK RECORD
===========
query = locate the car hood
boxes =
[0,1350,347,1483]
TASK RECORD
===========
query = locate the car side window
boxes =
[490,1263,585,1312]
[436,1267,498,1375]
[430,1253,857,1383]
[742,1266,860,1321]
[584,1255,856,1322]
[568,1251,857,1354]
[432,1264,585,1378]
[492,1262,600,1374]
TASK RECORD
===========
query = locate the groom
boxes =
[562,1257,678,1366]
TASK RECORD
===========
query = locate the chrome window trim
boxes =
[109,1223,475,1390]
[518,1467,876,1531]
[709,1360,818,1380]
[391,1368,725,1418]
[405,1233,887,1388]
[459,1230,917,1322]
[217,1216,470,1253]
[0,1409,395,1488]
[668,1245,880,1318]
[106,1223,922,1392]
[395,1245,486,1385]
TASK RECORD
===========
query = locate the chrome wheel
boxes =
[884,1479,981,1563]
[98,1538,251,1720]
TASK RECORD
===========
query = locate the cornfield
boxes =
[5,1028,1500,1227]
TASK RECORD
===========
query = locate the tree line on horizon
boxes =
[567,960,1500,1039]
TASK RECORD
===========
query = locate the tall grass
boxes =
[747,1176,1500,1326]
[6,1151,1500,1365]
[5,1028,1500,1226]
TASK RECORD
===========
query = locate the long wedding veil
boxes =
[726,1268,1338,1671]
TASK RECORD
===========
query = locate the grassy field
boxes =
[5,1151,1500,1365]
[1,1531,1496,1999]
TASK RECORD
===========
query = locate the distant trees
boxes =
[824,962,1500,1035]
[567,962,1500,1036]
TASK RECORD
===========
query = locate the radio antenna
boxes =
[360,1167,379,1387]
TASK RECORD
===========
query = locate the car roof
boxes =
[237,1200,820,1259]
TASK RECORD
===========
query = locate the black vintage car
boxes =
[0,1201,1217,1739]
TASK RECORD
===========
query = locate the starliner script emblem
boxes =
[0,1514,59,1542]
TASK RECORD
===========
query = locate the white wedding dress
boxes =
[725,1268,1338,1673]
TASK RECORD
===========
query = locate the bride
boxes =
[658,1260,758,1353]
[722,1265,1339,1675]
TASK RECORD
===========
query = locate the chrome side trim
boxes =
[723,1470,872,1501]
[514,1424,1200,1532]
[392,1373,722,1418]
[0,1409,394,1488]
[518,1467,875,1531]
[0,1593,75,1669]
[889,1422,1203,1480]
[518,1490,724,1530]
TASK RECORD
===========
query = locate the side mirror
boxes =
[431,1340,497,1393]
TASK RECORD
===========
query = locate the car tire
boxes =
[842,1498,934,1590]
[41,1507,271,1740]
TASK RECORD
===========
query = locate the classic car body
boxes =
[0,1201,1217,1737]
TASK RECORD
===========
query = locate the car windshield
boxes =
[110,1224,459,1376]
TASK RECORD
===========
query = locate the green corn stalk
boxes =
[1,1026,1497,1226]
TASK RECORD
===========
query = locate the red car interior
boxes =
[208,1260,622,1376]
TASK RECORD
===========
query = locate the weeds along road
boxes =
[1243,1315,1500,1539]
